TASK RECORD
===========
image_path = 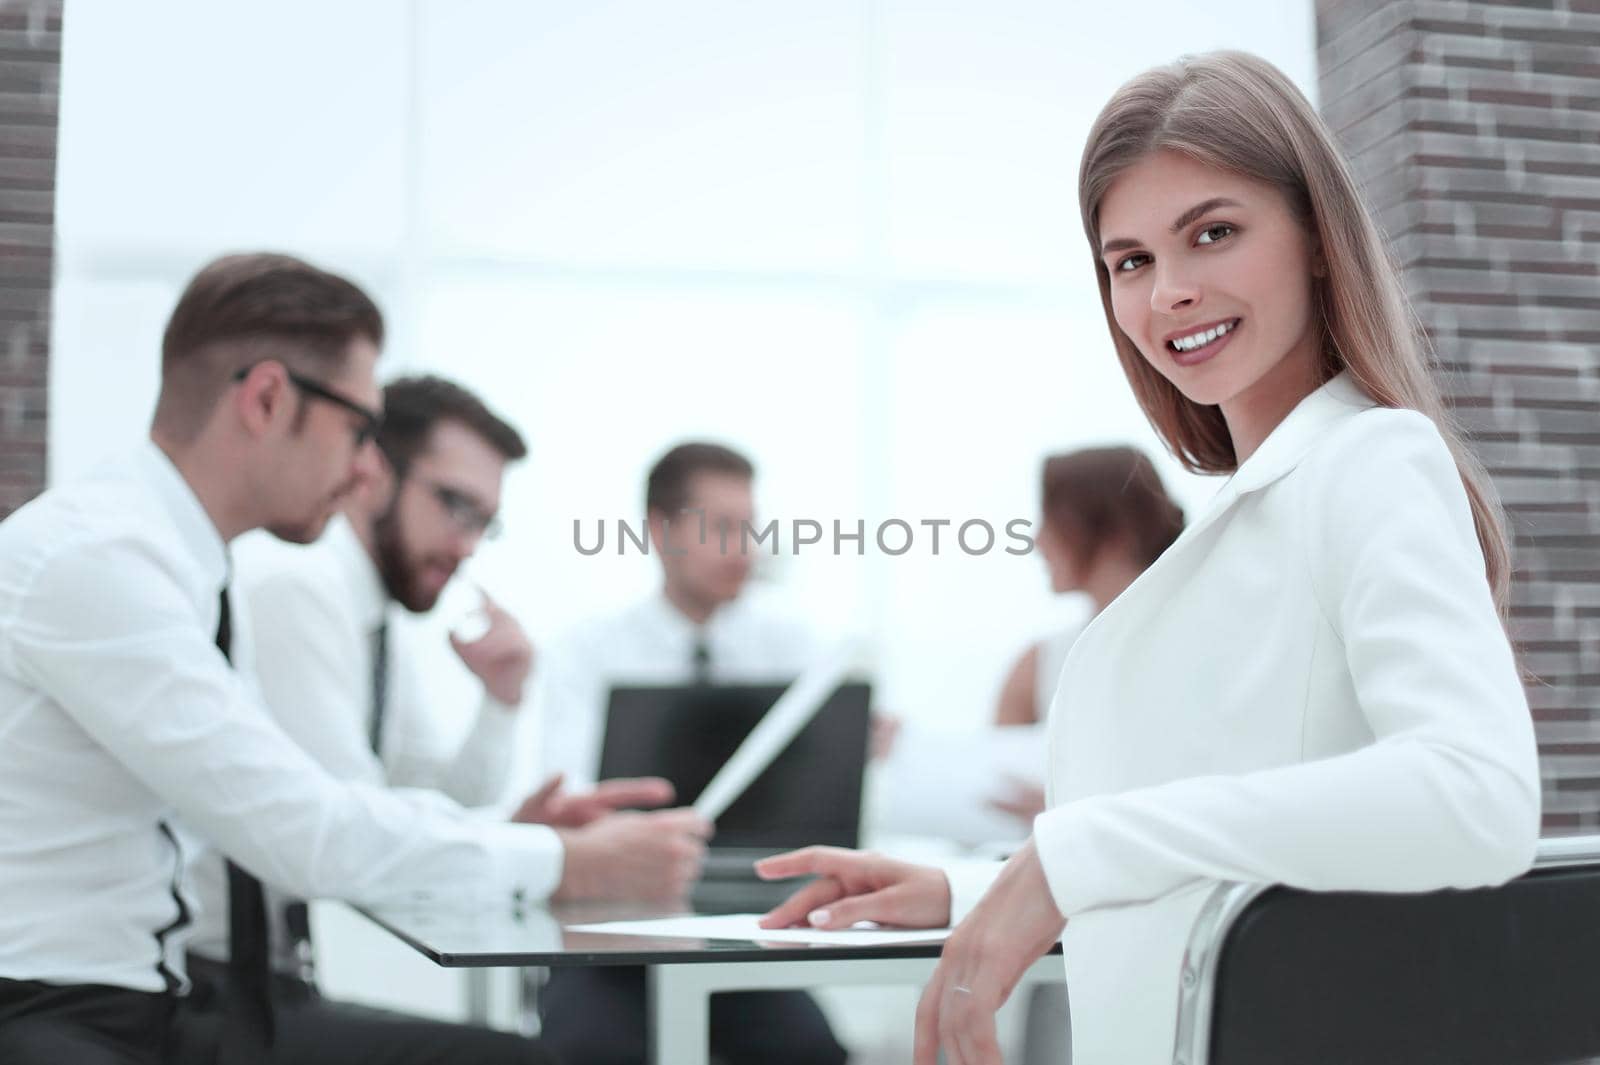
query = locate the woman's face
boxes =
[1037,519,1081,595]
[1097,149,1324,444]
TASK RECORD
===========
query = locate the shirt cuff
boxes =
[940,856,1004,923]
[480,821,565,903]
[1033,802,1090,917]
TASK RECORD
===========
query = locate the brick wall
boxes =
[0,0,60,519]
[1317,0,1600,833]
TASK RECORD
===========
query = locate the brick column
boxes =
[1317,0,1600,832]
[0,0,60,519]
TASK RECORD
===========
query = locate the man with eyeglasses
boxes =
[232,364,384,450]
[182,374,691,1060]
[210,373,683,844]
[0,254,707,1065]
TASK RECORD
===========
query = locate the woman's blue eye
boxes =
[1116,253,1150,272]
[1196,223,1234,245]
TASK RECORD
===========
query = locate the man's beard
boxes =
[372,502,439,613]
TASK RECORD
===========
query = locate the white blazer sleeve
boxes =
[1032,410,1540,917]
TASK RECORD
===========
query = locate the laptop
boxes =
[598,681,871,910]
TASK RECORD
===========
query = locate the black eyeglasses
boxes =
[421,479,503,540]
[233,364,383,447]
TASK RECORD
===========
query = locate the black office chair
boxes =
[1171,836,1600,1065]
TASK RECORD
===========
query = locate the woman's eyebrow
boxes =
[1169,196,1242,233]
[1100,196,1245,256]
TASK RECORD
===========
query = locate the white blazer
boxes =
[1028,372,1540,1064]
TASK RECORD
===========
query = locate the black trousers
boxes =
[0,977,176,1065]
[538,967,848,1065]
[175,954,555,1065]
[0,966,555,1065]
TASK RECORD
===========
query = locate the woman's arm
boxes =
[1031,410,1540,917]
[993,644,1040,726]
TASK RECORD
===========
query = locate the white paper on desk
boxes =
[692,639,860,822]
[567,913,952,947]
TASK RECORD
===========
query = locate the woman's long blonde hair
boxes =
[1078,51,1512,615]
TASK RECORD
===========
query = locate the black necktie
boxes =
[283,619,389,983]
[285,617,393,983]
[368,620,390,756]
[691,634,712,686]
[217,587,275,1063]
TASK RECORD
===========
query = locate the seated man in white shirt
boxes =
[536,441,848,1065]
[184,374,682,1062]
[0,253,708,1065]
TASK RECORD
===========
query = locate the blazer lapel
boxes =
[1172,372,1375,539]
[1066,373,1377,652]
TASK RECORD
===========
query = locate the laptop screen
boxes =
[598,682,870,850]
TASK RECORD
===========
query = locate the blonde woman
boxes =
[756,51,1539,1065]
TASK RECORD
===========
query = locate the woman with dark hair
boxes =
[985,447,1185,834]
[995,447,1185,731]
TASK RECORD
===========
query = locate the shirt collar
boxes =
[1067,372,1378,651]
[136,440,230,594]
[642,591,702,644]
[324,513,390,631]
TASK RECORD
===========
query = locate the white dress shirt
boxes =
[536,591,822,787]
[241,516,516,799]
[0,443,562,994]
[184,515,522,969]
[946,373,1540,1064]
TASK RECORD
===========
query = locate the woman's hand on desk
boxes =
[914,839,1065,1065]
[754,847,950,931]
[510,772,676,828]
[552,808,711,901]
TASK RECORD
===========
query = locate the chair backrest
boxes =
[1172,836,1600,1065]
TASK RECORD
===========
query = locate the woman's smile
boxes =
[1164,316,1242,366]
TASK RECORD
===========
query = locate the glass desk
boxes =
[359,897,1065,1065]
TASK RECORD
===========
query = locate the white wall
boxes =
[53,0,1317,736]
